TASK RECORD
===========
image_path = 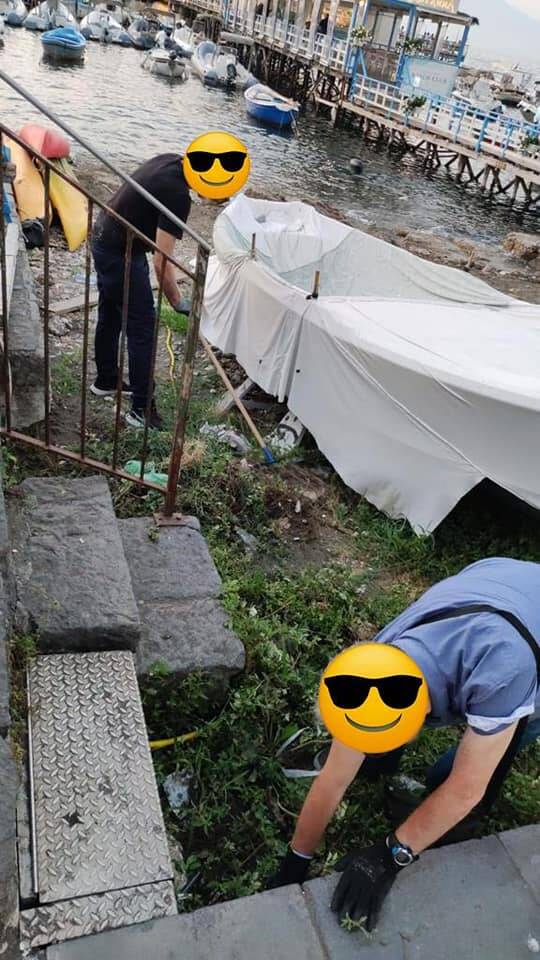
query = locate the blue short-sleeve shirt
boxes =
[374,558,540,735]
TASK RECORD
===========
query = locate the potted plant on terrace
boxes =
[350,24,372,47]
[401,36,424,55]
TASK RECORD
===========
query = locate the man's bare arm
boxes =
[154,228,184,309]
[397,722,519,854]
[291,739,365,855]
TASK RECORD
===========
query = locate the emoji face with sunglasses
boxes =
[183,131,250,200]
[318,644,429,753]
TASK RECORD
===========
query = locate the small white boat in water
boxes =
[4,0,27,26]
[142,45,188,79]
[80,7,131,44]
[191,39,256,90]
[25,1,75,31]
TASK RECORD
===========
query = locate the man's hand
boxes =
[268,847,311,889]
[331,840,402,930]
[154,228,183,309]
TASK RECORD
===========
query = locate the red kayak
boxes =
[18,124,70,160]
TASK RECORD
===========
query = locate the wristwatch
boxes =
[386,832,418,867]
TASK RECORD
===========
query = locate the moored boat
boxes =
[128,14,160,49]
[4,0,27,26]
[80,7,131,44]
[244,83,299,129]
[25,1,75,31]
[191,39,256,90]
[142,46,188,79]
[41,24,86,61]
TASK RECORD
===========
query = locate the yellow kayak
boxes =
[4,135,49,223]
[49,158,88,253]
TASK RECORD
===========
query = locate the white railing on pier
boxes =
[225,8,349,70]
[351,75,540,177]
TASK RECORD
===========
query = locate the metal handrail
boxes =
[0,69,211,254]
[0,80,211,518]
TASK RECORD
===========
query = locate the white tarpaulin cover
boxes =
[201,195,540,533]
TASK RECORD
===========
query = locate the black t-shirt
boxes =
[94,154,191,254]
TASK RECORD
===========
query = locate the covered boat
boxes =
[25,1,75,31]
[142,46,187,79]
[80,7,131,44]
[4,0,27,26]
[41,24,86,59]
[172,22,195,57]
[202,196,540,534]
[245,83,299,128]
[191,40,256,90]
[128,15,159,48]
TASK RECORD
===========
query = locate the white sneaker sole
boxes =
[90,384,133,398]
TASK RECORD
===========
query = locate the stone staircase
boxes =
[1,473,245,956]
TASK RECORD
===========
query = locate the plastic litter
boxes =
[199,422,251,456]
[164,770,192,813]
[277,727,320,779]
[124,460,168,487]
[237,527,258,556]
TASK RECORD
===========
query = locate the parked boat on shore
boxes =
[191,39,256,89]
[25,1,75,31]
[142,45,188,79]
[245,83,299,129]
[41,24,86,61]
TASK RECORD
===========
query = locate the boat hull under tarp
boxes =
[202,195,540,534]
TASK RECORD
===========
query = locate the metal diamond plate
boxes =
[20,880,177,953]
[28,652,173,903]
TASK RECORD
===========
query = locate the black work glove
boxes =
[268,847,311,889]
[331,840,402,931]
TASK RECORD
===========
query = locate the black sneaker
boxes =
[90,379,132,398]
[125,403,164,431]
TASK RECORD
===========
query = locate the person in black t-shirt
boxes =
[91,154,191,430]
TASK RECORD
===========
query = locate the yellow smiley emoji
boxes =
[318,644,429,754]
[183,131,250,201]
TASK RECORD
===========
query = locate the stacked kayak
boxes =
[41,25,86,61]
[244,83,299,128]
[10,123,89,252]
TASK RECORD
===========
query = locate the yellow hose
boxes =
[150,730,198,751]
[165,326,176,381]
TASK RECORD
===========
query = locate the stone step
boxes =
[45,827,540,960]
[20,650,177,954]
[7,476,140,652]
[118,517,245,681]
[8,228,45,430]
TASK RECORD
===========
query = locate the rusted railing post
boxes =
[162,244,209,519]
[43,165,51,446]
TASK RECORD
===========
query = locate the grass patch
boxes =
[8,634,37,767]
[7,340,540,912]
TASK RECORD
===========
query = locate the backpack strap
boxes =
[410,602,540,812]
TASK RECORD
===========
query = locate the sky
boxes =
[462,0,540,65]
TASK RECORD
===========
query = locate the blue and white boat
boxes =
[41,25,86,60]
[244,83,299,129]
[4,0,27,26]
[25,1,76,31]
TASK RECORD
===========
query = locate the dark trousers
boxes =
[92,239,156,410]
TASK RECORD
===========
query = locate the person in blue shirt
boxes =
[272,558,540,928]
